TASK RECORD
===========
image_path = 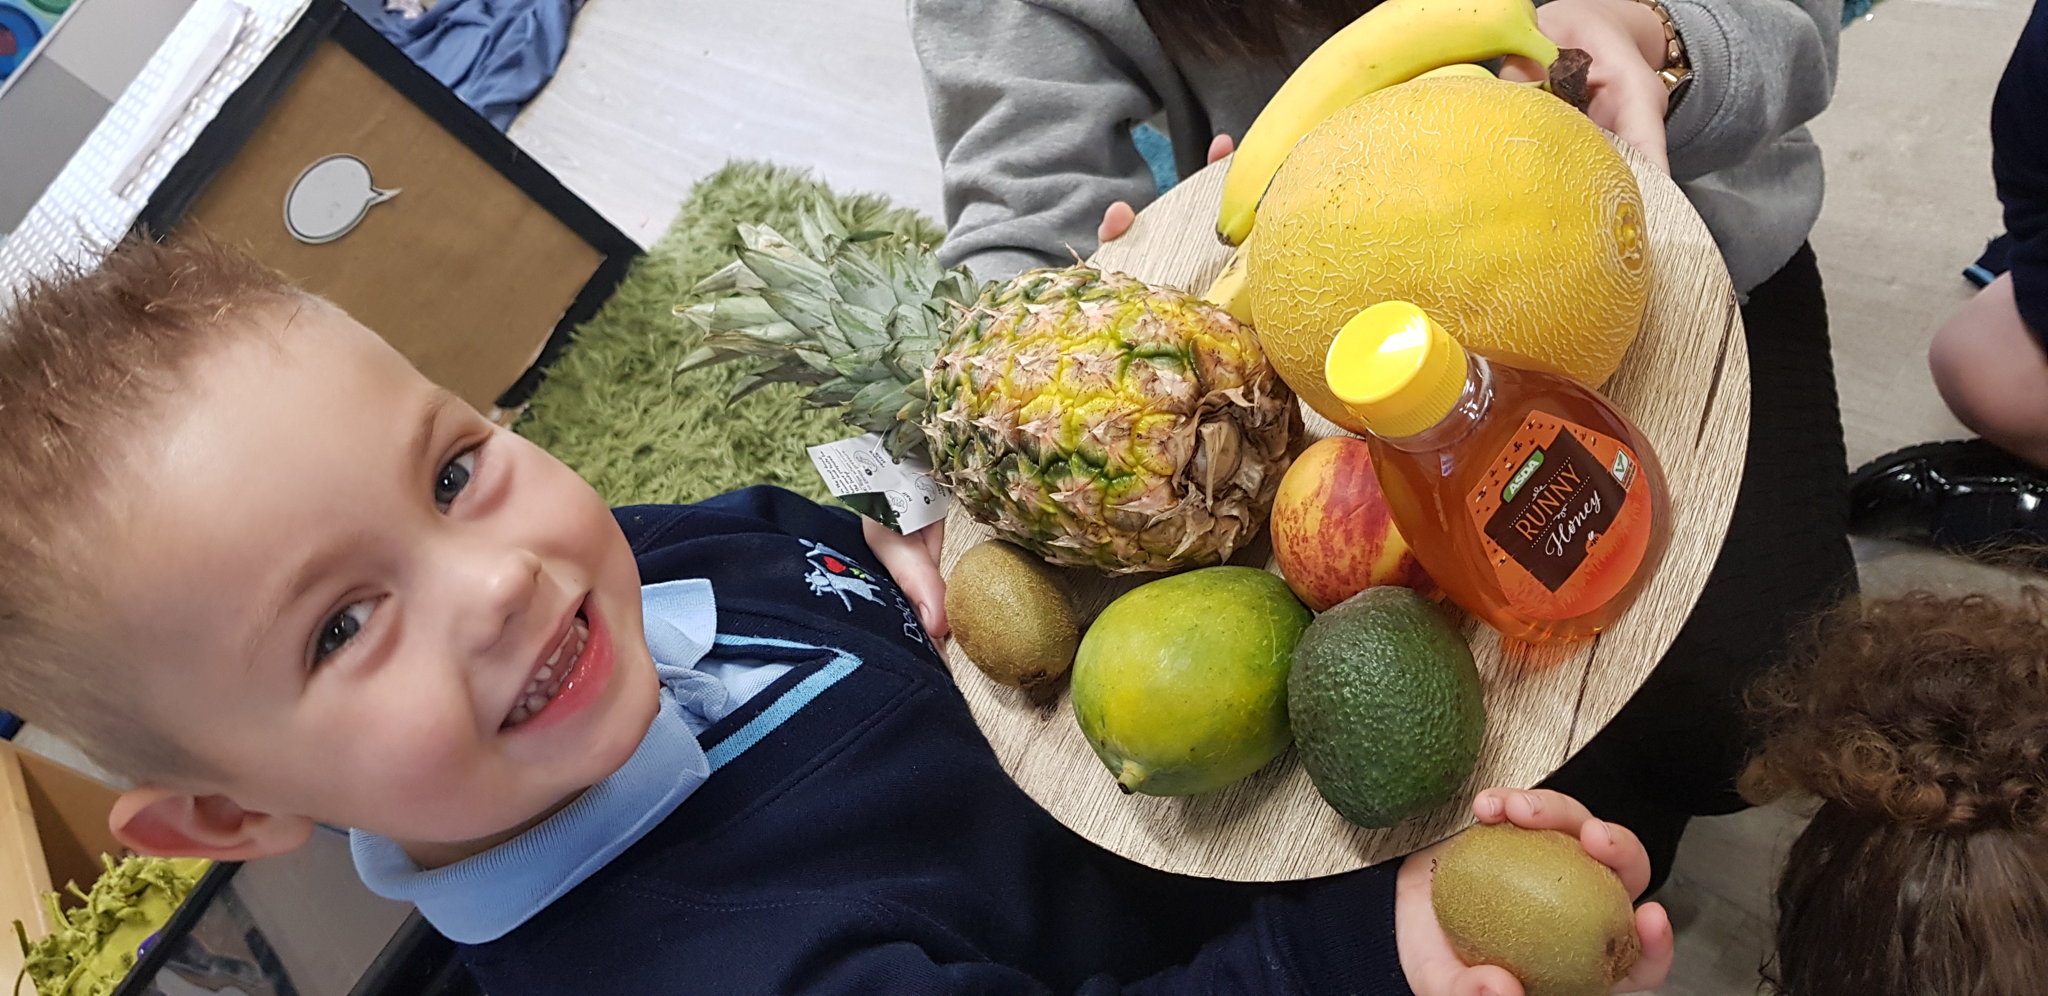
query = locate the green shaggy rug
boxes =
[515,161,943,506]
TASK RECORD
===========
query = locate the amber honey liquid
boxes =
[1367,355,1671,643]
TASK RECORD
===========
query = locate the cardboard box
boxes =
[0,741,124,986]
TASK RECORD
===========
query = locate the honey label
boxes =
[1469,412,1654,619]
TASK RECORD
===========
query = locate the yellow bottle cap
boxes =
[1324,301,1470,439]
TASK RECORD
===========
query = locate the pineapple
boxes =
[679,205,1293,574]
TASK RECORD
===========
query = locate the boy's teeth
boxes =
[504,614,590,730]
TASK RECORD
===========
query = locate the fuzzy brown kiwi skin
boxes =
[1432,824,1640,996]
[946,541,1082,690]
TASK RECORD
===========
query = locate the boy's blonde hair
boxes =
[0,236,303,780]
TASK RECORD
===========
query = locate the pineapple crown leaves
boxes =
[675,202,986,458]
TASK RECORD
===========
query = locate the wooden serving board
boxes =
[937,142,1749,880]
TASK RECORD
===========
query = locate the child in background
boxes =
[1851,0,2048,554]
[1743,588,2048,994]
[0,237,1672,995]
[911,0,1838,293]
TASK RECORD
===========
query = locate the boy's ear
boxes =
[110,787,316,861]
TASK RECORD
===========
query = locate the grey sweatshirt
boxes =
[910,0,1841,295]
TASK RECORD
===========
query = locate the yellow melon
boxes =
[1243,75,1649,435]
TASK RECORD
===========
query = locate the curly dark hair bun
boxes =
[1744,589,2048,836]
[1749,589,2048,996]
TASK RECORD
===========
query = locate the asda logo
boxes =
[1503,449,1545,503]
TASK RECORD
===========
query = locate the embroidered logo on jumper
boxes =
[799,540,932,646]
[801,541,887,611]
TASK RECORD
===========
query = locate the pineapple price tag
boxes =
[808,434,952,535]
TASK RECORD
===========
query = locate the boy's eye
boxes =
[434,449,477,510]
[312,600,374,665]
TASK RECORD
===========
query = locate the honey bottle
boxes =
[1323,301,1671,643]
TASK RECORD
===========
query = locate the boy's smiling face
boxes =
[100,301,660,865]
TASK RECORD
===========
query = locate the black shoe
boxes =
[1849,439,2048,552]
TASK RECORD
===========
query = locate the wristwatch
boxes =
[1629,0,1694,116]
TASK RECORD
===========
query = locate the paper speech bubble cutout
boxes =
[284,155,399,244]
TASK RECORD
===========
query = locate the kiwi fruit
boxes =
[1431,823,1641,996]
[946,540,1080,690]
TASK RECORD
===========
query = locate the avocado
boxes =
[946,540,1081,691]
[1431,823,1641,996]
[1287,586,1483,827]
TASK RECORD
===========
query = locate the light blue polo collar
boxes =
[349,579,778,944]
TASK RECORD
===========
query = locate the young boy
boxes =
[0,238,1671,995]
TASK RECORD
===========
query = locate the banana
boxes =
[1203,245,1254,324]
[1415,62,1556,92]
[1413,63,1498,82]
[1214,0,1559,246]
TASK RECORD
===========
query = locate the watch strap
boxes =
[1630,0,1694,116]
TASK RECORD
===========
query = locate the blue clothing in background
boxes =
[1131,122,1178,195]
[1994,0,2048,342]
[346,0,579,129]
